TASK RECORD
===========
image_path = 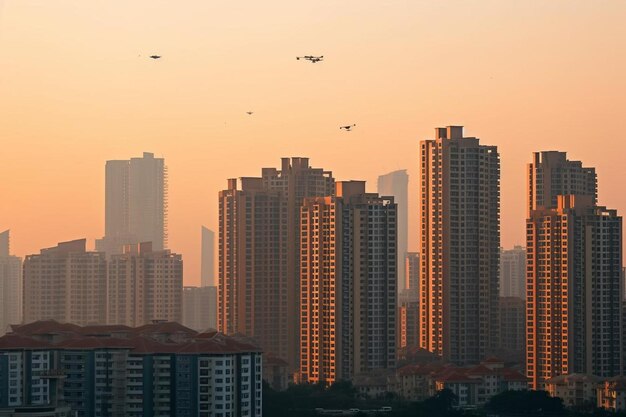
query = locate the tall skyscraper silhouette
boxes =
[0,230,22,334]
[418,126,500,365]
[96,152,167,256]
[219,157,335,369]
[526,151,621,389]
[23,239,107,326]
[201,226,215,287]
[378,170,408,292]
[299,181,397,384]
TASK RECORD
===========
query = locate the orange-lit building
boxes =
[299,181,397,384]
[218,158,335,370]
[418,126,500,365]
[527,151,597,218]
[526,195,622,389]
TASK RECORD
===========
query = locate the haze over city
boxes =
[1,1,625,285]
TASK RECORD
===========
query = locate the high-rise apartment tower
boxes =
[23,239,107,326]
[418,126,500,365]
[378,170,409,292]
[0,230,22,334]
[500,246,526,299]
[299,181,397,384]
[218,157,335,369]
[201,226,215,287]
[96,152,167,256]
[107,242,183,327]
[526,195,622,389]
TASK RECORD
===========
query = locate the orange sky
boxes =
[1,1,625,286]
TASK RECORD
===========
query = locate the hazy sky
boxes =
[1,1,625,285]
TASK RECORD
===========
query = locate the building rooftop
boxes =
[2,321,260,355]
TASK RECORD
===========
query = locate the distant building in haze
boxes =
[500,246,526,299]
[405,252,419,294]
[398,252,419,350]
[526,195,622,389]
[107,242,183,327]
[96,152,167,256]
[23,239,107,326]
[499,296,525,361]
[0,230,22,334]
[418,126,500,365]
[201,226,215,287]
[218,157,335,370]
[299,181,397,384]
[378,170,409,292]
[183,286,217,331]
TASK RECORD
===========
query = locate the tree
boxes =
[485,390,565,415]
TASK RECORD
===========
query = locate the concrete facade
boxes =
[418,126,500,365]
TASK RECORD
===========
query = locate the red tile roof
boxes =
[2,321,259,355]
[0,334,53,350]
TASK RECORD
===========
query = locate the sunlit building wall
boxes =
[218,157,335,369]
[418,126,500,365]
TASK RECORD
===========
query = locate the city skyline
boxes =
[2,1,626,285]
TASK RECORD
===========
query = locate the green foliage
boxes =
[485,390,565,415]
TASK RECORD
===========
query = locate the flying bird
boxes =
[296,55,324,63]
[149,55,162,60]
[246,111,254,115]
[340,124,356,131]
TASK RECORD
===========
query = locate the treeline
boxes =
[263,381,626,417]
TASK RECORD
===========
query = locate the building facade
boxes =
[0,231,21,334]
[299,181,397,384]
[107,242,183,327]
[499,296,525,361]
[418,126,500,365]
[23,240,107,326]
[398,253,419,349]
[96,152,167,256]
[0,321,262,417]
[378,170,408,292]
[183,286,217,331]
[201,226,215,288]
[526,195,622,389]
[218,157,335,369]
[500,246,526,299]
[527,151,597,217]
